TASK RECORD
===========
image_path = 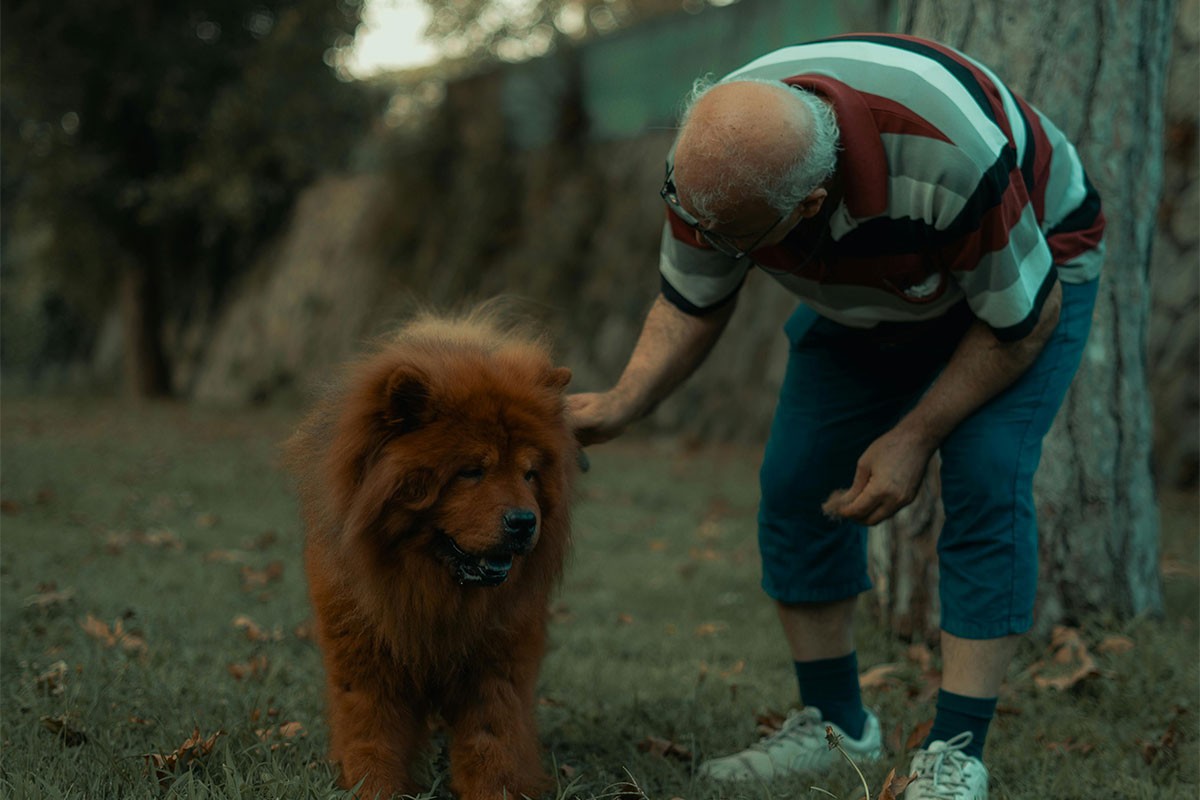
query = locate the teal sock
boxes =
[924,689,996,760]
[794,652,867,740]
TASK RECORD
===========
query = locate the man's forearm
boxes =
[609,293,736,423]
[898,280,1063,447]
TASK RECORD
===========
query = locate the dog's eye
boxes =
[524,469,538,483]
[458,467,484,480]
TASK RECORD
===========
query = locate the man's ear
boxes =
[544,366,572,392]
[797,187,828,219]
[383,369,431,434]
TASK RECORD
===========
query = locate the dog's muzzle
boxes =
[435,532,520,587]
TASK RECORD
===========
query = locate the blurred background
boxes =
[2,0,1196,489]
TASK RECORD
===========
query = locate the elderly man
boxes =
[568,34,1104,799]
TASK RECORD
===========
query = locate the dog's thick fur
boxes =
[287,311,574,799]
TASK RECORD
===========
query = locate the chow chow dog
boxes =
[287,310,575,799]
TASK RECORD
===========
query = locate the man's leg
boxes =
[930,279,1100,760]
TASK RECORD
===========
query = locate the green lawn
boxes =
[1,397,1196,799]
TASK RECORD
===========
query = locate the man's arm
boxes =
[828,279,1063,525]
[568,293,736,445]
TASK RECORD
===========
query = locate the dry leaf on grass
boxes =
[232,614,283,642]
[240,560,284,591]
[1039,735,1096,756]
[80,614,147,656]
[636,735,693,762]
[904,719,934,753]
[755,708,788,737]
[144,728,224,787]
[41,714,87,746]
[35,661,69,695]
[23,586,77,611]
[227,654,269,681]
[873,768,917,799]
[694,622,727,637]
[719,659,745,679]
[256,721,306,751]
[1028,625,1101,690]
[1139,705,1188,765]
[859,663,902,690]
[1096,634,1135,655]
[105,530,183,554]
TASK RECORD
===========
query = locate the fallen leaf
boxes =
[195,512,220,528]
[144,728,224,787]
[227,655,270,681]
[636,735,692,762]
[41,714,87,746]
[105,530,183,554]
[1096,634,1135,655]
[616,613,634,625]
[23,587,76,611]
[559,763,577,779]
[35,661,69,695]
[859,663,902,690]
[904,719,934,752]
[240,561,284,592]
[694,622,727,637]
[80,614,147,656]
[648,540,668,552]
[256,722,306,751]
[1028,626,1100,691]
[1040,735,1096,756]
[755,709,787,737]
[243,530,278,551]
[1139,706,1188,765]
[719,659,745,679]
[875,768,917,799]
[232,614,282,642]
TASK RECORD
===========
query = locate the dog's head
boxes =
[326,330,574,589]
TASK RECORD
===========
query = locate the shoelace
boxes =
[911,731,975,792]
[754,708,824,752]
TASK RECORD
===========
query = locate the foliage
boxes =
[0,0,374,364]
[414,0,730,64]
[1,397,1196,798]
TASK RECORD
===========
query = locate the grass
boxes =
[1,396,1197,799]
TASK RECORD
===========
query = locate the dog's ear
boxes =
[384,369,431,434]
[544,366,572,392]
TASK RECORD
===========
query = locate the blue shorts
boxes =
[757,279,1099,639]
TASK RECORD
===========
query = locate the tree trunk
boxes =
[118,259,172,398]
[869,0,1172,641]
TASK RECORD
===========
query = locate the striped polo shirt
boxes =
[659,34,1106,341]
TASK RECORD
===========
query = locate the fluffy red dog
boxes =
[288,311,575,800]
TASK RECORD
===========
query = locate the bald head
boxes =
[673,79,839,226]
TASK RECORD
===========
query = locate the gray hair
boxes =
[676,77,840,220]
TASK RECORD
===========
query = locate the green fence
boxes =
[502,0,893,148]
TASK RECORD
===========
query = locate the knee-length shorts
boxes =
[757,279,1099,639]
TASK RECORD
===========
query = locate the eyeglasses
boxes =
[659,165,785,260]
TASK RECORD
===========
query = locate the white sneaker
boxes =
[903,732,989,799]
[699,706,882,782]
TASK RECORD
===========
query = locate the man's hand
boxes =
[566,391,634,447]
[822,427,937,525]
[823,279,1063,527]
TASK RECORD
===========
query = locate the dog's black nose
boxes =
[502,509,537,547]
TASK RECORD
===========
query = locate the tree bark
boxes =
[869,0,1172,641]
[118,259,172,398]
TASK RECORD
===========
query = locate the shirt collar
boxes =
[782,74,888,218]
